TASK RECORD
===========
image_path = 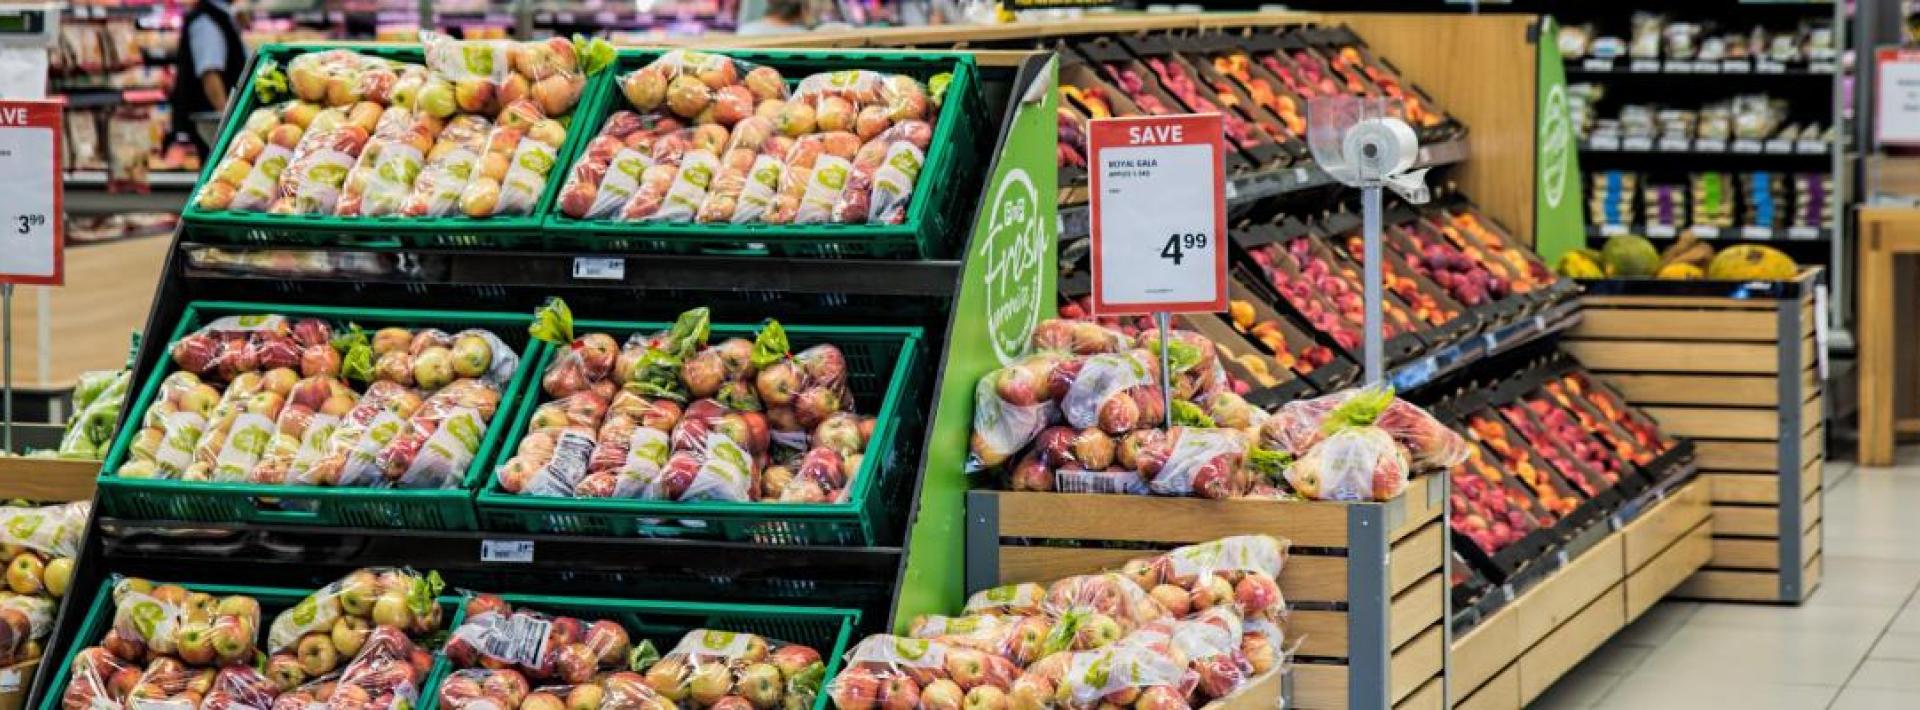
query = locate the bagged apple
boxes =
[557,111,683,219]
[962,582,1046,617]
[269,567,444,655]
[271,671,351,710]
[373,377,503,489]
[967,354,1066,470]
[336,104,442,217]
[829,118,933,224]
[1028,318,1131,357]
[1288,425,1408,501]
[1040,573,1170,654]
[1053,638,1193,710]
[402,114,493,216]
[656,416,758,503]
[907,614,1053,667]
[619,50,786,123]
[433,668,531,710]
[645,629,826,710]
[202,665,284,710]
[1061,352,1159,434]
[829,635,1014,710]
[1147,427,1251,499]
[274,116,374,215]
[1170,607,1254,701]
[789,131,862,224]
[443,595,633,682]
[198,104,310,213]
[790,70,931,128]
[285,49,394,107]
[325,626,432,710]
[0,595,53,667]
[613,306,713,402]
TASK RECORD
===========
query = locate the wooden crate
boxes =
[967,475,1447,709]
[1452,478,1711,709]
[1566,271,1823,604]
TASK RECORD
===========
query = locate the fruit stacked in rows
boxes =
[1336,232,1464,331]
[115,315,515,490]
[1558,372,1672,460]
[1495,402,1613,497]
[1449,445,1554,555]
[499,304,873,504]
[1539,380,1656,468]
[970,319,1275,498]
[1390,222,1506,308]
[1283,236,1421,340]
[829,535,1288,710]
[1135,57,1259,151]
[1433,211,1557,296]
[1465,413,1585,514]
[1242,242,1362,351]
[57,569,444,710]
[1261,387,1467,501]
[195,35,614,218]
[556,50,944,226]
[439,604,829,710]
[1516,395,1628,487]
[1209,50,1306,138]
[1225,300,1335,378]
[0,501,86,667]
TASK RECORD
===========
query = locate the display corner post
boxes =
[891,53,1059,632]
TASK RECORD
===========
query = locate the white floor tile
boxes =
[1591,674,1838,710]
[1831,686,1920,710]
[1623,621,1881,685]
[1684,599,1901,634]
[1527,670,1621,710]
[1844,659,1920,691]
[1610,601,1698,647]
[1868,631,1920,661]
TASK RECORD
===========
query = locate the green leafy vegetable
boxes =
[1321,386,1394,434]
[1170,399,1214,427]
[530,297,575,345]
[750,320,790,369]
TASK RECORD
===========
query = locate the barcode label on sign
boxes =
[481,539,534,563]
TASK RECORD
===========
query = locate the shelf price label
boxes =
[0,102,60,286]
[1087,114,1227,315]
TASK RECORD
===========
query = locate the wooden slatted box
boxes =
[1565,269,1823,603]
[967,475,1449,709]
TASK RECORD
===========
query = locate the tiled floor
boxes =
[1528,453,1920,709]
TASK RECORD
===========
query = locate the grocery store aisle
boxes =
[1529,456,1920,709]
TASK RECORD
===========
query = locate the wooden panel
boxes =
[1451,605,1518,698]
[1707,473,1780,505]
[997,548,1348,603]
[1331,13,1539,242]
[1390,573,1444,651]
[1627,520,1713,620]
[1202,668,1284,710]
[1712,537,1785,570]
[1807,553,1822,595]
[1600,374,1779,407]
[1518,534,1624,647]
[1641,408,1778,440]
[1519,585,1627,704]
[1623,480,1710,571]
[1394,676,1442,710]
[1391,479,1443,543]
[1581,295,1775,309]
[1390,522,1444,596]
[1675,561,1823,602]
[0,459,97,501]
[1390,626,1444,705]
[1290,664,1347,709]
[1696,441,1778,471]
[991,492,1357,547]
[1566,341,1778,374]
[14,235,168,390]
[1573,308,1779,341]
[1806,523,1823,563]
[1805,493,1823,531]
[1711,506,1779,537]
[1801,425,1825,471]
[1803,395,1824,437]
[1457,666,1520,710]
[1285,611,1349,659]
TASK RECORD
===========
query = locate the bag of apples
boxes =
[443,595,636,684]
[1052,634,1196,710]
[906,613,1054,667]
[1120,535,1288,622]
[1146,427,1252,499]
[961,582,1046,617]
[1261,386,1467,469]
[1061,351,1163,435]
[1038,572,1170,654]
[644,628,828,709]
[327,626,435,710]
[966,353,1066,471]
[267,567,444,656]
[828,634,1018,710]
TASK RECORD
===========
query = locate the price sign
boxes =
[0,102,59,285]
[1088,114,1227,315]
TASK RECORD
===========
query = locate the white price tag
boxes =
[1695,139,1727,153]
[0,102,60,286]
[1722,59,1751,73]
[1599,223,1628,236]
[1587,136,1620,151]
[1742,226,1773,239]
[1694,225,1720,238]
[1630,59,1660,73]
[480,539,534,563]
[1582,58,1613,71]
[1658,137,1691,152]
[1765,139,1796,154]
[1693,61,1721,74]
[1663,60,1694,73]
[1756,60,1787,74]
[1732,139,1763,153]
[1622,136,1654,151]
[572,257,624,280]
[1796,140,1827,154]
[1088,115,1228,315]
[1810,61,1836,74]
[1789,226,1820,240]
[1647,224,1678,237]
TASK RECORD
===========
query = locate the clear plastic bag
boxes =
[327,626,431,710]
[433,668,531,710]
[203,665,285,710]
[196,105,307,213]
[0,501,88,559]
[618,50,787,122]
[556,111,682,219]
[0,595,53,666]
[1061,352,1155,434]
[828,119,933,224]
[963,583,1046,617]
[1055,639,1191,710]
[275,121,374,215]
[828,635,1018,710]
[268,567,443,654]
[286,49,398,107]
[402,115,493,217]
[1262,386,1465,470]
[907,614,1053,667]
[967,355,1064,470]
[1041,573,1168,653]
[336,105,441,217]
[1027,319,1129,357]
[1174,607,1253,701]
[648,629,827,710]
[1149,427,1251,499]
[373,378,503,489]
[1288,425,1408,501]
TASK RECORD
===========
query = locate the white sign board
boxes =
[1087,114,1227,315]
[0,101,58,285]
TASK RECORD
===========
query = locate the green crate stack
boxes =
[475,320,923,545]
[180,43,606,249]
[421,594,860,710]
[95,301,539,530]
[541,48,987,259]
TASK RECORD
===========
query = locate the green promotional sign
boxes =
[1534,16,1585,264]
[892,56,1058,631]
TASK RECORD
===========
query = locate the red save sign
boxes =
[0,101,61,286]
[1087,113,1226,316]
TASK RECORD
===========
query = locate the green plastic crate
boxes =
[475,320,922,545]
[541,49,987,259]
[180,43,610,249]
[95,301,539,530]
[36,580,463,710]
[421,593,858,710]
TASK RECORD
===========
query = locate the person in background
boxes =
[169,0,247,155]
[735,0,809,36]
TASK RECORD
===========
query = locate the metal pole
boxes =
[1362,185,1384,384]
[1155,311,1172,431]
[5,283,14,454]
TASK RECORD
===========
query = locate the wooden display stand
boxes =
[1452,478,1710,709]
[1564,271,1824,603]
[967,476,1448,709]
[0,455,95,710]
